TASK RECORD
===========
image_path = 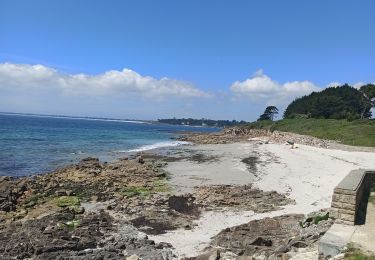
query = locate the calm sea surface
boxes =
[0,113,219,177]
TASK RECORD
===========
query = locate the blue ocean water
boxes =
[0,113,219,177]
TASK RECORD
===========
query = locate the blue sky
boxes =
[0,0,374,120]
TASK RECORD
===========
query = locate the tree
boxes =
[283,84,372,120]
[359,84,375,119]
[258,106,279,121]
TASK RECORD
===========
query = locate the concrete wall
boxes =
[330,169,375,225]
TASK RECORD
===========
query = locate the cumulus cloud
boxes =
[0,63,210,99]
[230,70,320,105]
[353,81,368,89]
[326,82,342,88]
[326,81,375,89]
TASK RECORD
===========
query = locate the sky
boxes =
[0,0,374,120]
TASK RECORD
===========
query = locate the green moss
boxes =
[121,179,171,198]
[246,118,375,147]
[57,219,80,230]
[121,186,152,198]
[24,193,46,208]
[55,196,80,207]
[313,212,329,225]
[153,179,171,193]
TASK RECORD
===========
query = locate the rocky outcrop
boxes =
[188,212,333,259]
[0,153,302,259]
[194,185,295,213]
[0,176,28,212]
[179,127,330,148]
[0,209,174,260]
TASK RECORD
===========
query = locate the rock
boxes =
[193,185,294,213]
[192,212,333,259]
[219,251,238,260]
[208,250,220,260]
[0,177,28,212]
[0,211,174,259]
[126,254,139,260]
[55,189,74,196]
[69,206,85,214]
[179,127,330,148]
[137,156,144,164]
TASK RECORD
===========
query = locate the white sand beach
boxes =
[150,142,375,258]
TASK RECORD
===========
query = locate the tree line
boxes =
[157,118,247,127]
[258,83,375,121]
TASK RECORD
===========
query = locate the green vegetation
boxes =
[121,179,171,198]
[369,186,375,204]
[55,196,80,207]
[299,212,330,228]
[25,193,45,208]
[284,84,375,120]
[258,106,279,121]
[247,118,375,147]
[121,186,152,198]
[153,179,171,192]
[158,118,247,127]
[344,244,375,259]
[313,212,329,225]
[57,220,80,230]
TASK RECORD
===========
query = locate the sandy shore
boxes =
[150,141,375,258]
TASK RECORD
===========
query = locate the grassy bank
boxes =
[246,119,375,147]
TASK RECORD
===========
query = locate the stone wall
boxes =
[330,169,375,225]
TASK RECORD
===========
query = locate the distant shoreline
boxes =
[0,111,149,124]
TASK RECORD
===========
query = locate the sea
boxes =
[0,113,219,177]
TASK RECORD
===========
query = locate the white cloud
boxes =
[353,81,367,89]
[326,82,342,88]
[326,81,375,89]
[0,63,210,99]
[230,70,320,105]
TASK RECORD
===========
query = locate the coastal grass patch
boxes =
[121,186,152,198]
[57,219,80,230]
[344,244,375,259]
[246,119,375,147]
[153,179,171,193]
[369,186,375,204]
[313,212,329,225]
[55,196,80,208]
[299,212,330,228]
[121,179,171,198]
[24,193,46,208]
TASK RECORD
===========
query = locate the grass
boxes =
[313,212,329,225]
[24,193,45,208]
[153,179,171,192]
[369,186,375,204]
[121,186,152,198]
[344,244,375,259]
[57,219,80,230]
[246,118,375,147]
[121,179,171,198]
[55,196,80,207]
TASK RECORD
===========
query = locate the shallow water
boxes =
[0,113,219,176]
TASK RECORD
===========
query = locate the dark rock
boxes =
[198,212,333,259]
[0,211,174,260]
